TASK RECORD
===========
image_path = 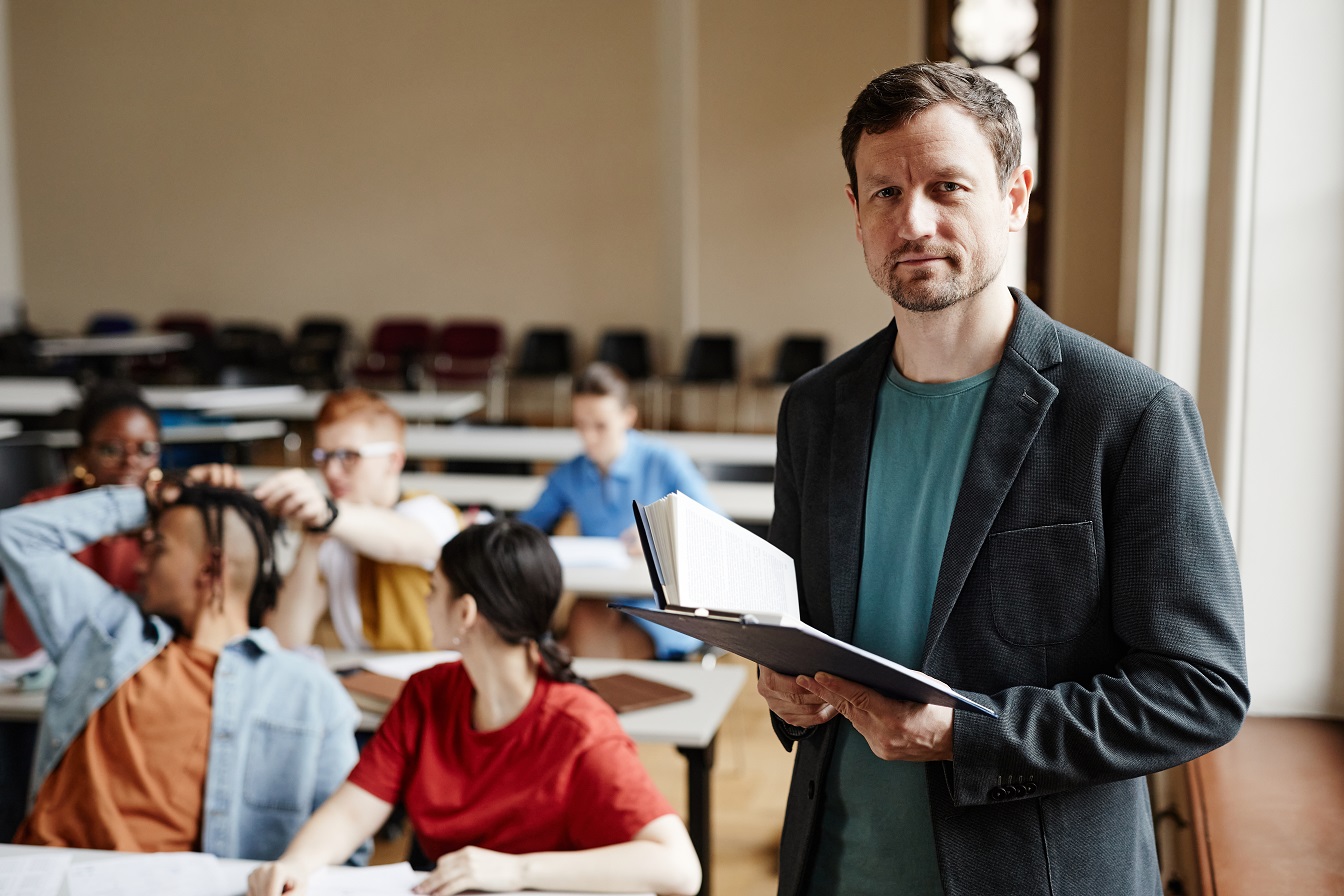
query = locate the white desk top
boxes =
[32,331,193,358]
[34,420,287,449]
[233,467,774,524]
[403,425,776,467]
[0,380,305,416]
[0,378,82,415]
[207,389,485,423]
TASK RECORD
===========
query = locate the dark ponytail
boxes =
[440,519,587,687]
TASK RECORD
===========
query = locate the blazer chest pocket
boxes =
[989,522,1099,646]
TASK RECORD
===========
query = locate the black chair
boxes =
[509,328,574,425]
[676,334,739,431]
[215,323,290,386]
[596,330,653,381]
[290,317,349,389]
[771,335,826,384]
[597,329,667,427]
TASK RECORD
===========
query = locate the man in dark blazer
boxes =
[757,63,1248,895]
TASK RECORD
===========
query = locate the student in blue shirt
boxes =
[517,362,720,659]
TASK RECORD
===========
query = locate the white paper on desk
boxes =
[0,852,70,896]
[550,536,632,569]
[309,862,425,895]
[360,651,460,681]
[65,853,227,896]
[0,649,51,682]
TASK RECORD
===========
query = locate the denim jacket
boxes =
[0,486,365,861]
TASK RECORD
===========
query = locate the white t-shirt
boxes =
[318,494,460,650]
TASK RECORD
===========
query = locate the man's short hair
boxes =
[841,61,1022,193]
[315,388,406,440]
[572,362,632,408]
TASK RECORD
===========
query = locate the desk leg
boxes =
[677,737,716,896]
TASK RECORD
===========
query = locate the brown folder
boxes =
[588,672,693,714]
[341,670,405,707]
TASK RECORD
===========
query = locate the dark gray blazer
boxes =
[769,292,1249,896]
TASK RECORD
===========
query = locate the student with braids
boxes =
[0,475,363,859]
[249,520,701,896]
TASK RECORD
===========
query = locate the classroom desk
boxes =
[0,379,304,417]
[326,651,744,896]
[403,425,776,469]
[205,389,485,423]
[233,467,775,525]
[31,331,193,359]
[34,420,287,450]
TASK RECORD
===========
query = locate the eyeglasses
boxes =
[91,440,161,462]
[311,441,399,470]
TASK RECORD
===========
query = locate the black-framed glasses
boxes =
[311,441,398,471]
[92,440,161,462]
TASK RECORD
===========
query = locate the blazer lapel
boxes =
[923,293,1061,659]
[827,322,896,642]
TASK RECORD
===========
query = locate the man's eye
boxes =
[875,187,896,199]
[937,182,962,192]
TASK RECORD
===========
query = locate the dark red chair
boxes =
[431,320,506,420]
[352,317,434,391]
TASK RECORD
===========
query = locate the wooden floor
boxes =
[372,654,793,895]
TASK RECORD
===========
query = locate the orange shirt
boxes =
[2,479,143,657]
[16,638,216,851]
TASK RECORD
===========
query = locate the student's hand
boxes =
[185,463,241,489]
[797,671,954,761]
[247,861,308,896]
[253,469,331,530]
[413,845,524,895]
[757,665,837,728]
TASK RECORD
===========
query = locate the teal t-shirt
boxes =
[807,360,996,896]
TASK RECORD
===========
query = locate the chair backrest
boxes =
[596,330,652,380]
[682,334,738,383]
[84,312,137,335]
[0,438,63,510]
[295,317,349,351]
[437,320,504,358]
[516,328,573,376]
[773,336,826,383]
[369,318,434,356]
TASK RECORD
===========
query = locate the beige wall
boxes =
[8,0,1126,378]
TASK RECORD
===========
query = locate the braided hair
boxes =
[439,518,586,687]
[155,482,281,628]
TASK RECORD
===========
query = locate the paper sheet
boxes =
[0,852,70,896]
[65,853,226,896]
[0,649,51,682]
[309,862,425,895]
[360,651,460,681]
[549,536,633,569]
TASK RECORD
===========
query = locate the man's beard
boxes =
[872,242,1002,314]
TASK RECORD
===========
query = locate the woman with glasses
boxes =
[1,381,162,658]
[256,388,461,652]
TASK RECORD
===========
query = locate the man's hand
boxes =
[798,671,953,761]
[758,665,838,728]
[253,469,332,530]
[413,845,524,895]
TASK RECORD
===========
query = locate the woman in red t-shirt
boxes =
[249,520,701,896]
[1,381,161,657]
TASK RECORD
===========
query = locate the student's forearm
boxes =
[268,537,328,648]
[515,839,701,895]
[329,503,440,567]
[278,782,391,873]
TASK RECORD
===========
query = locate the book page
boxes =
[0,853,69,896]
[65,853,225,896]
[644,498,680,605]
[662,492,798,617]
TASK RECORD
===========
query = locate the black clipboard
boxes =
[623,500,997,716]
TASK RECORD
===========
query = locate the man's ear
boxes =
[621,403,639,430]
[845,184,863,244]
[1006,165,1033,233]
[196,547,224,603]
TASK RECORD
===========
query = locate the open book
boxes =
[623,493,996,716]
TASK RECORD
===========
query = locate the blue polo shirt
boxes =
[517,429,721,536]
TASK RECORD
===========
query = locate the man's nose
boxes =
[895,193,937,242]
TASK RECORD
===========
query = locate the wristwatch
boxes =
[307,496,340,533]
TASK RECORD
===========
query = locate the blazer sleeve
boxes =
[947,383,1250,805]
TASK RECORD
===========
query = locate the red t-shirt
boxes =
[2,481,143,657]
[348,661,673,860]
